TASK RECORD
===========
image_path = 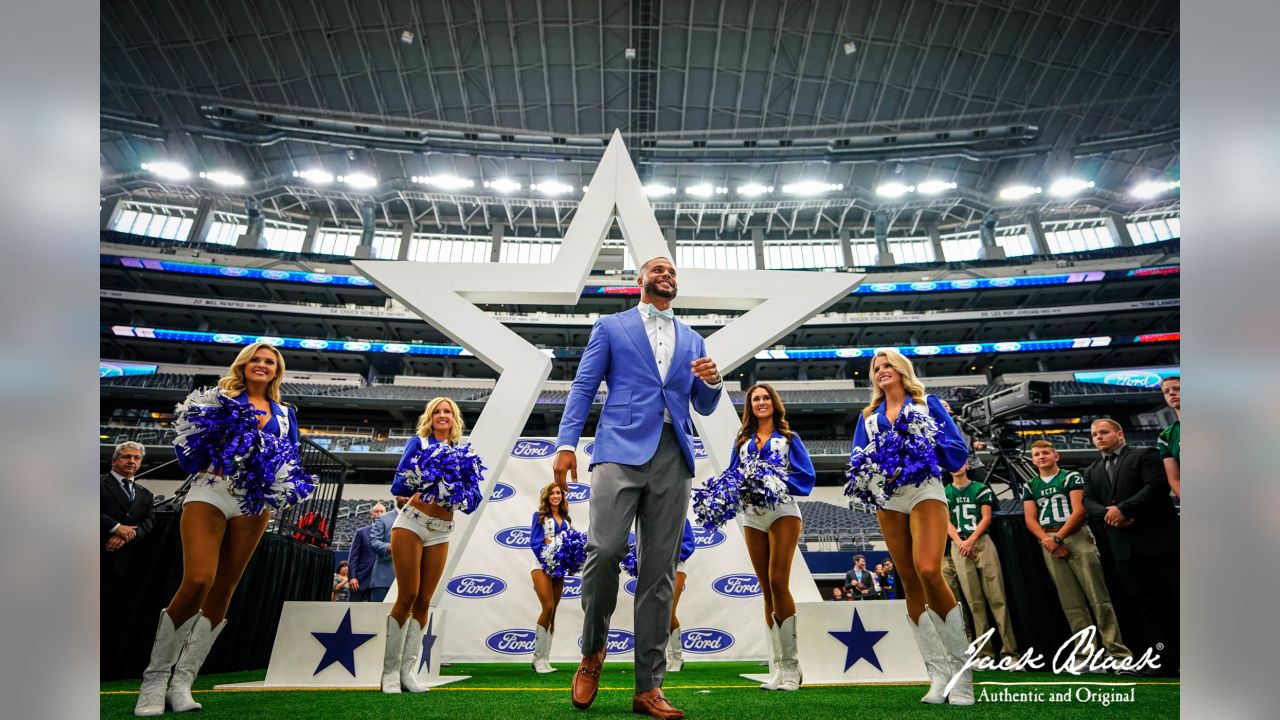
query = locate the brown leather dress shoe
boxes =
[571,653,605,709]
[632,689,685,719]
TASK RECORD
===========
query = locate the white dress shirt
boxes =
[637,302,677,422]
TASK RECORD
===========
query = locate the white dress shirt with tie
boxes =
[109,470,136,534]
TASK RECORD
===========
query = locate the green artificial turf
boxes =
[101,661,1178,719]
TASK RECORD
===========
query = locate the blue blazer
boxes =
[175,392,298,475]
[679,519,695,563]
[529,511,571,563]
[555,308,721,474]
[728,430,817,497]
[391,434,450,497]
[851,395,969,474]
[347,524,375,588]
[368,509,398,589]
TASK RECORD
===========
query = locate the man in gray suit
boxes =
[368,496,407,602]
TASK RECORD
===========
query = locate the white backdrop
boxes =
[423,437,822,663]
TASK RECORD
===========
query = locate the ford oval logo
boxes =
[680,628,736,654]
[445,574,507,599]
[989,277,1017,287]
[913,345,942,356]
[494,527,531,548]
[712,574,762,598]
[219,267,249,277]
[489,482,516,502]
[993,341,1022,352]
[910,282,937,291]
[511,439,557,458]
[693,527,726,549]
[255,336,284,346]
[212,333,243,344]
[565,482,590,504]
[261,270,289,280]
[348,276,372,285]
[343,341,371,352]
[382,343,411,354]
[300,339,329,350]
[869,283,898,293]
[305,273,334,283]
[1102,371,1162,388]
[485,629,536,655]
[578,629,635,654]
[561,576,583,599]
[584,442,595,456]
[623,577,638,596]
[951,279,978,290]
[954,343,983,354]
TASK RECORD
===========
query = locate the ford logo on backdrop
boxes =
[693,527,726,549]
[489,482,516,502]
[578,629,635,654]
[511,439,557,458]
[692,439,707,459]
[494,527,532,549]
[565,482,591,503]
[712,574,762,598]
[680,628,735,654]
[623,578,639,596]
[486,629,536,655]
[561,576,583,599]
[445,575,507,599]
[584,442,595,456]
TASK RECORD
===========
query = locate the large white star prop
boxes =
[354,131,863,588]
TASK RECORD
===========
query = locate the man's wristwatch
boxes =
[1051,534,1063,545]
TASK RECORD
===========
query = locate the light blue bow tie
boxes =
[644,305,674,321]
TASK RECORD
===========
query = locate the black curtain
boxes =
[981,512,1151,657]
[102,509,334,680]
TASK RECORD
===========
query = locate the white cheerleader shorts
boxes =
[393,504,454,547]
[741,500,802,532]
[878,477,946,515]
[184,474,245,519]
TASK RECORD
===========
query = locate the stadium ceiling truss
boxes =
[100,0,1179,233]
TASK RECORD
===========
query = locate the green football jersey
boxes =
[1021,469,1085,530]
[1157,421,1180,464]
[945,481,995,538]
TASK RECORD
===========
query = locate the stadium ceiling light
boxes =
[531,180,574,195]
[1130,179,1180,199]
[199,170,245,187]
[141,161,191,181]
[737,183,773,197]
[293,169,334,185]
[998,184,1041,200]
[875,182,914,198]
[1048,178,1095,197]
[413,174,474,191]
[484,178,522,193]
[643,183,676,198]
[686,183,714,197]
[916,179,957,195]
[338,173,378,190]
[783,181,842,196]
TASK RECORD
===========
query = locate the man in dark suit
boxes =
[368,496,406,602]
[1082,419,1179,676]
[347,503,384,601]
[101,441,156,579]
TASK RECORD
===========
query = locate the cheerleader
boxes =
[529,482,572,673]
[135,342,299,716]
[665,519,696,672]
[850,350,971,705]
[730,384,816,692]
[381,397,466,694]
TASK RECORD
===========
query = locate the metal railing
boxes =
[267,437,350,548]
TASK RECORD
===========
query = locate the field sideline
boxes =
[101,661,1179,719]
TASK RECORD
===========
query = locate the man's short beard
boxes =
[644,279,677,299]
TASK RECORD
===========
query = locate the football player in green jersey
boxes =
[1157,376,1180,497]
[945,463,1019,662]
[1025,440,1132,668]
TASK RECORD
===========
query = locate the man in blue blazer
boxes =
[347,503,383,601]
[555,256,722,719]
[368,497,405,602]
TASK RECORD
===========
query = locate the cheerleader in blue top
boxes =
[528,482,572,674]
[729,384,816,692]
[380,396,465,694]
[665,520,697,672]
[851,349,973,706]
[136,343,298,716]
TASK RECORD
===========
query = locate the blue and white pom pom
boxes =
[235,432,317,516]
[692,465,743,531]
[395,442,488,514]
[172,387,263,478]
[620,542,639,578]
[738,452,792,511]
[844,403,943,508]
[541,527,588,578]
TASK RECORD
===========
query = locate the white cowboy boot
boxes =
[381,615,408,694]
[134,610,199,716]
[666,626,684,672]
[166,615,227,711]
[758,619,783,690]
[532,625,556,674]
[399,617,431,692]
[775,614,803,691]
[908,613,948,704]
[931,606,975,706]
